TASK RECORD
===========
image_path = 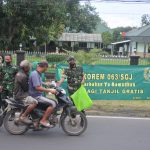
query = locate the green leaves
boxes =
[73,49,108,65]
[0,0,103,50]
[66,2,100,33]
[46,54,68,63]
[102,32,112,47]
[0,0,67,49]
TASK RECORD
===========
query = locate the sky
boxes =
[81,1,150,28]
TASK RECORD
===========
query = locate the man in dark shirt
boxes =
[14,60,38,124]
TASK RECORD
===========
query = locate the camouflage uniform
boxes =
[64,65,83,95]
[0,64,18,99]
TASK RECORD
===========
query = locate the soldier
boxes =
[58,56,85,95]
[0,54,18,100]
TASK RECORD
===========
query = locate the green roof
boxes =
[126,24,150,37]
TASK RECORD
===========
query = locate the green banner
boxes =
[56,64,150,100]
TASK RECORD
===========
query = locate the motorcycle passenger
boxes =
[14,60,38,124]
[29,61,56,128]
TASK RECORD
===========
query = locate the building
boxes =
[111,40,130,56]
[126,25,150,57]
[110,25,150,57]
[58,33,102,51]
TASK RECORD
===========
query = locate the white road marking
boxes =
[87,115,150,120]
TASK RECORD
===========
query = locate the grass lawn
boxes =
[87,100,150,117]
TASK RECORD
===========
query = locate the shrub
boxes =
[46,54,68,63]
[72,48,109,65]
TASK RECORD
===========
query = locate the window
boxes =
[79,42,87,48]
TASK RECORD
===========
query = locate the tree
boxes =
[112,27,134,42]
[65,1,100,33]
[141,14,150,26]
[0,0,67,50]
[102,32,112,48]
[0,0,102,50]
[94,20,111,34]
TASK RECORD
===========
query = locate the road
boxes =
[0,116,150,150]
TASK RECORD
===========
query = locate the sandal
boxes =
[40,121,53,128]
[20,116,32,124]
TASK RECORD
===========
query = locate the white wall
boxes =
[137,42,148,53]
[130,42,148,53]
[131,41,136,51]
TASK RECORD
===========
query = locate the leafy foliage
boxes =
[72,49,108,65]
[0,0,102,50]
[102,32,112,47]
[46,54,68,63]
[112,27,134,42]
[141,14,150,26]
[65,1,100,33]
[0,0,67,49]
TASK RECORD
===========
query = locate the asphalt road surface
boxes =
[0,116,150,150]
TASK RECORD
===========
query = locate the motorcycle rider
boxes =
[29,61,56,128]
[14,60,38,124]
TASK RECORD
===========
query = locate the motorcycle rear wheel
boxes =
[4,110,28,135]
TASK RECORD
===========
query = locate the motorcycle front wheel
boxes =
[61,111,87,136]
[4,110,28,135]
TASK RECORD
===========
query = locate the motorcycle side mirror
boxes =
[48,81,57,88]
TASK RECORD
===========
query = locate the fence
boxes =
[0,50,68,65]
[96,55,150,65]
[0,50,150,66]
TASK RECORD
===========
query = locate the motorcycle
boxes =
[3,84,87,136]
